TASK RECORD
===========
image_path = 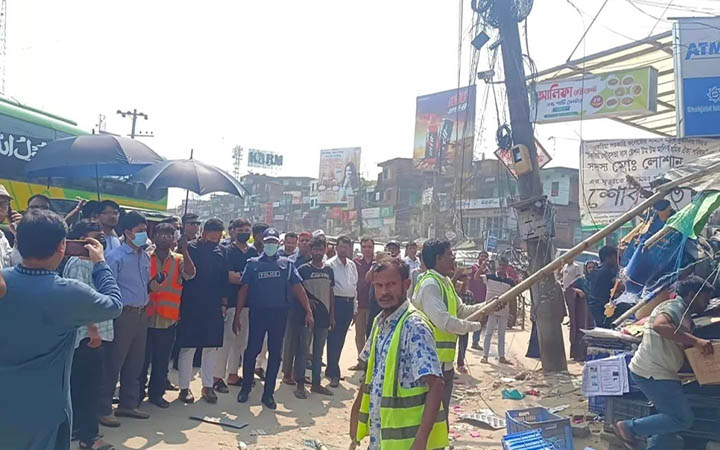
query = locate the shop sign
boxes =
[531,67,658,123]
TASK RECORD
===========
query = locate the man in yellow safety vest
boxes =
[349,258,447,450]
[411,239,485,425]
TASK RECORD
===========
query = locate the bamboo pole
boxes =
[466,161,720,322]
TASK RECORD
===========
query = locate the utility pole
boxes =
[495,0,567,372]
[116,109,154,139]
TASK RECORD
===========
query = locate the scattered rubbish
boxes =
[238,442,247,450]
[250,429,267,436]
[515,371,532,381]
[502,389,525,400]
[470,431,481,438]
[572,423,590,438]
[458,409,506,430]
[492,381,502,389]
[501,377,516,383]
[189,416,248,430]
[548,404,570,414]
[525,388,540,396]
[303,439,329,450]
[572,415,585,424]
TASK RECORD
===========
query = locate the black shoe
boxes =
[179,389,195,404]
[237,391,249,403]
[261,395,277,410]
[166,380,179,391]
[150,397,170,409]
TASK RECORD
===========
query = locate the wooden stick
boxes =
[466,160,720,322]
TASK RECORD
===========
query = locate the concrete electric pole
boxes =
[494,0,567,372]
[116,109,154,139]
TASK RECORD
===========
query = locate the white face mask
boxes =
[264,243,279,256]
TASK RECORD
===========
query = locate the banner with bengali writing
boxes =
[580,138,720,226]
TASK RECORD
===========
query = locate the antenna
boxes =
[0,0,8,93]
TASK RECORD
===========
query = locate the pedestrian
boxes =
[349,258,448,450]
[403,241,420,273]
[385,240,400,258]
[62,219,118,450]
[480,260,516,365]
[408,252,425,297]
[278,231,298,257]
[249,222,270,379]
[565,260,596,361]
[214,218,258,391]
[100,211,152,427]
[293,231,313,267]
[349,237,375,371]
[140,222,196,408]
[0,210,122,450]
[365,251,390,339]
[93,200,122,254]
[176,218,228,404]
[468,251,489,350]
[615,276,714,450]
[293,236,335,398]
[325,238,336,259]
[234,228,314,409]
[588,245,619,328]
[27,193,52,211]
[181,213,202,242]
[326,235,358,387]
[412,239,483,425]
[0,184,20,268]
[453,271,475,374]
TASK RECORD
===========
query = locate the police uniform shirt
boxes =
[242,253,302,309]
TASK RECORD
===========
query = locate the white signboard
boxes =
[248,149,284,168]
[422,187,433,206]
[362,207,380,219]
[531,67,657,124]
[457,198,502,210]
[580,138,720,226]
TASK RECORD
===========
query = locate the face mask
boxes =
[132,231,148,247]
[237,232,250,243]
[264,243,279,256]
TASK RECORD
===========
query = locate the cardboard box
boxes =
[685,342,720,385]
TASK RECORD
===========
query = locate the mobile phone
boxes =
[65,239,90,257]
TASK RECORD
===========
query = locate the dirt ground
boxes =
[100,320,611,450]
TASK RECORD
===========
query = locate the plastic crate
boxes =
[505,407,573,450]
[588,395,607,415]
[603,396,654,433]
[502,430,554,450]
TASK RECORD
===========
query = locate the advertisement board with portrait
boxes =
[317,147,361,205]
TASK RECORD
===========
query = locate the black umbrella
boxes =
[25,134,165,200]
[129,157,248,214]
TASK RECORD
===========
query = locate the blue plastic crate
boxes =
[502,430,554,450]
[506,407,574,450]
[588,395,607,415]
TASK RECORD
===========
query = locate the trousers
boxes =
[241,308,288,398]
[139,325,176,401]
[215,307,249,379]
[624,373,694,450]
[457,334,468,366]
[303,326,329,385]
[282,314,307,378]
[71,340,104,444]
[100,308,149,415]
[354,307,369,355]
[442,369,454,429]
[326,297,354,379]
[483,313,507,358]
[178,347,218,389]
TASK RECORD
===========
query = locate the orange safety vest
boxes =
[148,252,183,320]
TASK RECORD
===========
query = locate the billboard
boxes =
[531,67,658,123]
[580,138,720,226]
[317,147,361,205]
[674,17,720,137]
[248,149,283,168]
[413,86,476,173]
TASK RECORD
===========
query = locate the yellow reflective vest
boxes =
[357,308,449,449]
[413,271,458,363]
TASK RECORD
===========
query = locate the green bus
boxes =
[0,96,167,213]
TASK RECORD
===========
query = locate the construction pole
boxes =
[496,1,567,372]
[116,109,153,139]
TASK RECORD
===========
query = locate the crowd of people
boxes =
[0,184,530,450]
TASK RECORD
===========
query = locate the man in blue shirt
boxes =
[233,228,314,409]
[0,210,122,450]
[100,211,152,427]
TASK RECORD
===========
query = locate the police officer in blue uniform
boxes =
[233,228,314,409]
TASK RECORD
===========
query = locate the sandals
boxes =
[613,421,641,450]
